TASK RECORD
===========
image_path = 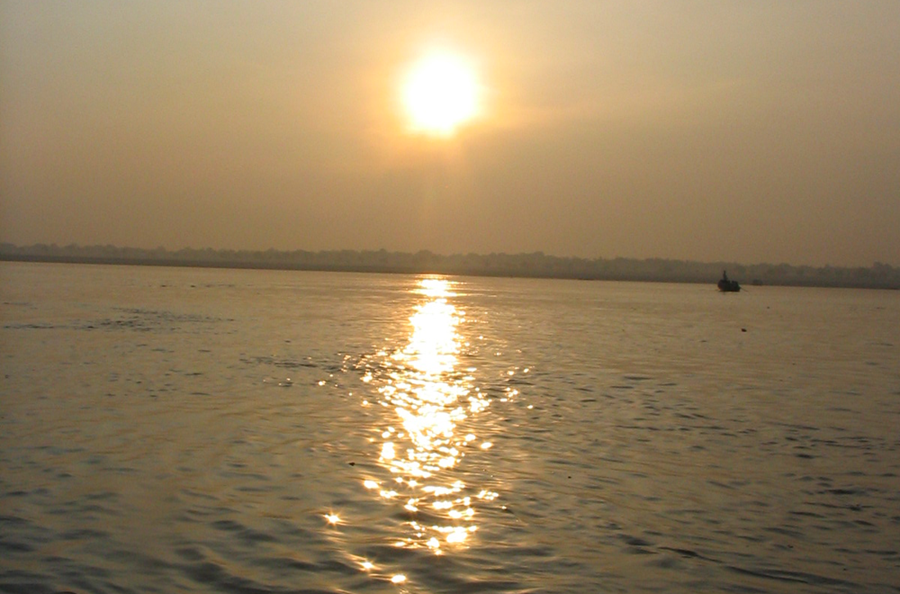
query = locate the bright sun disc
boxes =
[402,52,479,136]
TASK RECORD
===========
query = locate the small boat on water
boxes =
[717,270,741,292]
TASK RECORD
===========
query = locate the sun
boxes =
[402,51,480,137]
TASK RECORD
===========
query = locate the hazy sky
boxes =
[2,1,898,266]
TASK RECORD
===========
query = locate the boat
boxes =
[717,270,741,292]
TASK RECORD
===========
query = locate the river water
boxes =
[1,262,898,593]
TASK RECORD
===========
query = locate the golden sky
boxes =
[1,1,898,266]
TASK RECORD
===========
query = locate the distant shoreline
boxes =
[0,253,446,277]
[2,246,898,290]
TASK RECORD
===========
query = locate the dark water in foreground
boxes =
[1,262,899,593]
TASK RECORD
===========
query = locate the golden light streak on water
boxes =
[364,277,496,556]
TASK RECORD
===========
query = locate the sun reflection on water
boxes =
[365,277,496,555]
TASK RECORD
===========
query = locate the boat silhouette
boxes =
[717,270,741,292]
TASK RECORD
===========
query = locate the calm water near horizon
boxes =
[1,262,898,593]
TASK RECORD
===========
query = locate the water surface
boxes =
[1,262,898,593]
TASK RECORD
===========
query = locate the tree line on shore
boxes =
[1,242,898,289]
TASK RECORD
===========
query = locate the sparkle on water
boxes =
[324,276,507,582]
[366,278,498,556]
[324,513,341,525]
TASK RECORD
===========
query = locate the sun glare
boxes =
[402,51,480,137]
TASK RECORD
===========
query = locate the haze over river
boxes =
[1,262,898,593]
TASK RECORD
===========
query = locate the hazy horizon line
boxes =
[2,242,898,290]
[3,241,898,270]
